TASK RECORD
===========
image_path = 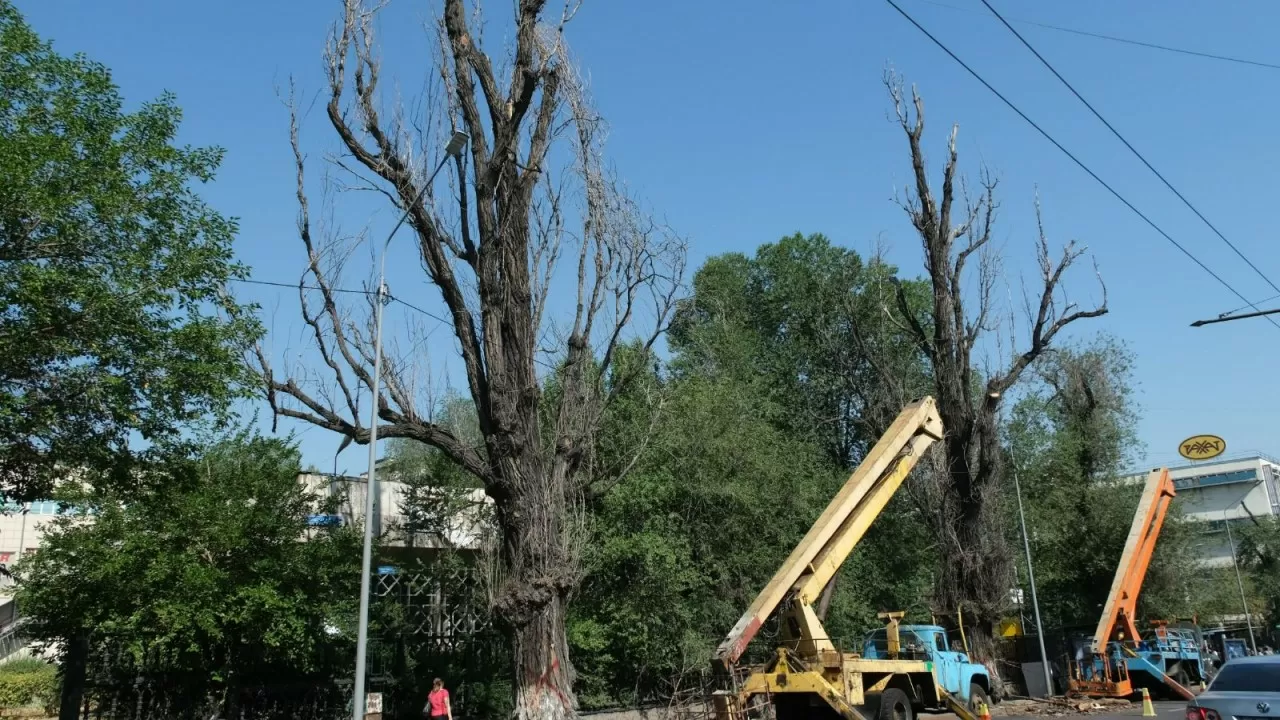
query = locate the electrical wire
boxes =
[980,0,1280,304]
[231,277,451,325]
[883,0,1280,331]
[915,0,1280,72]
[1218,293,1280,319]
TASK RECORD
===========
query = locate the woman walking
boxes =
[424,678,452,720]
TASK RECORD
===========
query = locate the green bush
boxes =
[0,658,58,711]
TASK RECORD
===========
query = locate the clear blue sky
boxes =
[17,0,1280,473]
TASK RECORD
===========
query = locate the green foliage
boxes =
[14,433,361,685]
[385,395,491,549]
[670,233,931,465]
[572,236,937,705]
[1235,517,1280,632]
[1003,336,1219,631]
[0,658,58,711]
[574,369,838,705]
[0,0,260,501]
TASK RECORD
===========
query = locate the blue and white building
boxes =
[1137,452,1280,567]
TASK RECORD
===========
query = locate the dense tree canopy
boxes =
[16,434,361,684]
[1003,337,1242,634]
[0,0,259,501]
[669,233,932,465]
[568,236,938,706]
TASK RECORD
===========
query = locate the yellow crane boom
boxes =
[713,397,944,667]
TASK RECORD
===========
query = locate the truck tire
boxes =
[878,688,913,720]
[968,684,990,715]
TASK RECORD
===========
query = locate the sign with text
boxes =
[1178,434,1226,461]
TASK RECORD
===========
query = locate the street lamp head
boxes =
[444,131,469,157]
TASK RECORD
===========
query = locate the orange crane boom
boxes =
[1089,467,1176,654]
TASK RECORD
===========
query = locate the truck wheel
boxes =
[968,684,990,715]
[878,688,913,720]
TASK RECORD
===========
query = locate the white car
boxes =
[1185,656,1280,720]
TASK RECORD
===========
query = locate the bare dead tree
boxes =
[882,72,1107,660]
[253,2,685,718]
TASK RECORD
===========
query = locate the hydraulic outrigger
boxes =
[1067,467,1203,701]
[711,397,988,720]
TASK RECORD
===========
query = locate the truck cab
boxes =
[862,623,993,709]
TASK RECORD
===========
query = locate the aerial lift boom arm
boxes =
[1089,467,1176,654]
[713,397,944,667]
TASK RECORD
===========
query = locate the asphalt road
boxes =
[1013,702,1188,720]
[931,700,1188,720]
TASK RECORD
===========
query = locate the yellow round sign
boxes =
[1179,435,1226,461]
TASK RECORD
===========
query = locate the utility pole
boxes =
[1013,466,1054,696]
[1223,508,1257,653]
[351,131,468,720]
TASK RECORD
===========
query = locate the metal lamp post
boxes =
[351,130,468,720]
[1012,465,1054,697]
[1223,505,1258,653]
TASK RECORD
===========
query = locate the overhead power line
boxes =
[980,0,1280,304]
[1219,293,1280,318]
[916,0,1280,71]
[883,0,1280,332]
[232,277,451,325]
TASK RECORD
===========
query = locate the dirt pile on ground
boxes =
[993,698,1133,716]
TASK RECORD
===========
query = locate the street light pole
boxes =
[351,131,468,720]
[1222,507,1257,653]
[1190,306,1280,327]
[1013,466,1053,696]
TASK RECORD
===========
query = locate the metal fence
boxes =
[73,562,505,720]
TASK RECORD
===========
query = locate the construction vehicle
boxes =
[1067,467,1208,701]
[711,397,990,720]
[861,613,993,708]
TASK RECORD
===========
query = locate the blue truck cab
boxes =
[862,624,994,709]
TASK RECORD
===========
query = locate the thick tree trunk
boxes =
[491,454,579,720]
[932,406,1012,666]
[510,593,576,720]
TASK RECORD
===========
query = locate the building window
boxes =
[1174,469,1257,491]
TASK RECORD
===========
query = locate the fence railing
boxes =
[70,562,502,720]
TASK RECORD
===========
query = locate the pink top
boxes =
[428,688,449,716]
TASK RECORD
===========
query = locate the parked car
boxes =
[1185,655,1280,720]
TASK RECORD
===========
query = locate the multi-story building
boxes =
[1128,452,1280,567]
[297,467,493,552]
[0,463,493,576]
[0,501,70,565]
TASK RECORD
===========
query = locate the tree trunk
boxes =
[510,594,575,720]
[491,454,579,720]
[58,632,88,720]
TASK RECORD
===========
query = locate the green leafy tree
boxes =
[568,243,936,704]
[15,434,361,714]
[1234,517,1280,640]
[572,367,839,707]
[668,234,935,618]
[1004,337,1140,629]
[1004,337,1214,634]
[0,1,259,501]
[669,233,931,466]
